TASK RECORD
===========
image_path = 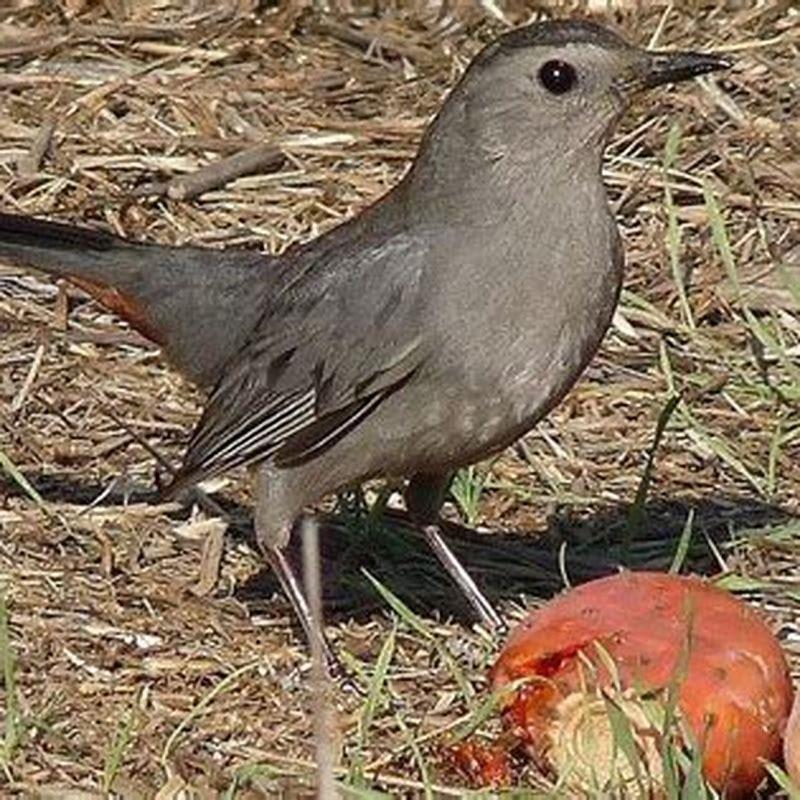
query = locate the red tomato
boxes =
[491,571,793,797]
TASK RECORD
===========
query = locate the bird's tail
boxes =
[0,211,171,344]
[0,211,269,387]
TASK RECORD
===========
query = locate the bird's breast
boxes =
[425,227,623,464]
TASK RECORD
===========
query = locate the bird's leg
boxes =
[252,466,341,676]
[259,542,341,669]
[405,472,505,632]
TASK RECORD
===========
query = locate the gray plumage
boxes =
[0,20,730,646]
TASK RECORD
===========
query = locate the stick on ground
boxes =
[166,142,285,201]
[302,518,338,800]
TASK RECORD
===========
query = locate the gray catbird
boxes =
[0,20,729,662]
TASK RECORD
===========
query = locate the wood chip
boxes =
[190,518,227,596]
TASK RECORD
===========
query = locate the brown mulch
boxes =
[1,1,798,797]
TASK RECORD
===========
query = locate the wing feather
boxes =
[165,230,427,496]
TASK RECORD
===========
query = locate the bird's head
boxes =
[441,20,731,163]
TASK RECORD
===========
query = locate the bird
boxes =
[0,20,730,665]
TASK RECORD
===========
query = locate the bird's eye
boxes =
[538,59,578,95]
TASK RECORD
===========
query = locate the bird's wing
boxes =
[168,233,427,491]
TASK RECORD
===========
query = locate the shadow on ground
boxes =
[4,472,795,626]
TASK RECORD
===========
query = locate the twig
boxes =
[646,3,673,50]
[98,406,228,519]
[10,341,45,413]
[17,118,57,177]
[165,142,285,201]
[301,519,337,800]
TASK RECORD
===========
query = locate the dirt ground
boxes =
[1,1,799,797]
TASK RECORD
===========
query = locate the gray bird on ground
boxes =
[0,20,730,665]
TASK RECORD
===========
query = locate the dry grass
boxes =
[0,1,799,797]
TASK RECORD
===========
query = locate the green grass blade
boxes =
[450,466,487,527]
[363,571,475,704]
[161,660,260,769]
[684,424,765,495]
[363,571,433,641]
[0,593,20,765]
[393,713,434,800]
[625,393,682,552]
[103,696,138,792]
[659,339,678,395]
[452,678,527,743]
[357,625,396,752]
[664,122,694,330]
[660,599,696,798]
[0,592,22,784]
[0,449,45,508]
[669,509,696,574]
[767,417,784,498]
[602,694,644,790]
[704,184,739,294]
[680,740,709,800]
[763,762,800,798]
[777,258,800,309]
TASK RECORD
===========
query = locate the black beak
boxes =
[642,50,733,88]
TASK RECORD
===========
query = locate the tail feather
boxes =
[0,211,175,348]
[0,211,271,387]
[0,211,118,253]
[0,211,155,295]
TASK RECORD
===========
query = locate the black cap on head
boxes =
[474,19,732,90]
[474,19,630,68]
[496,19,629,52]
